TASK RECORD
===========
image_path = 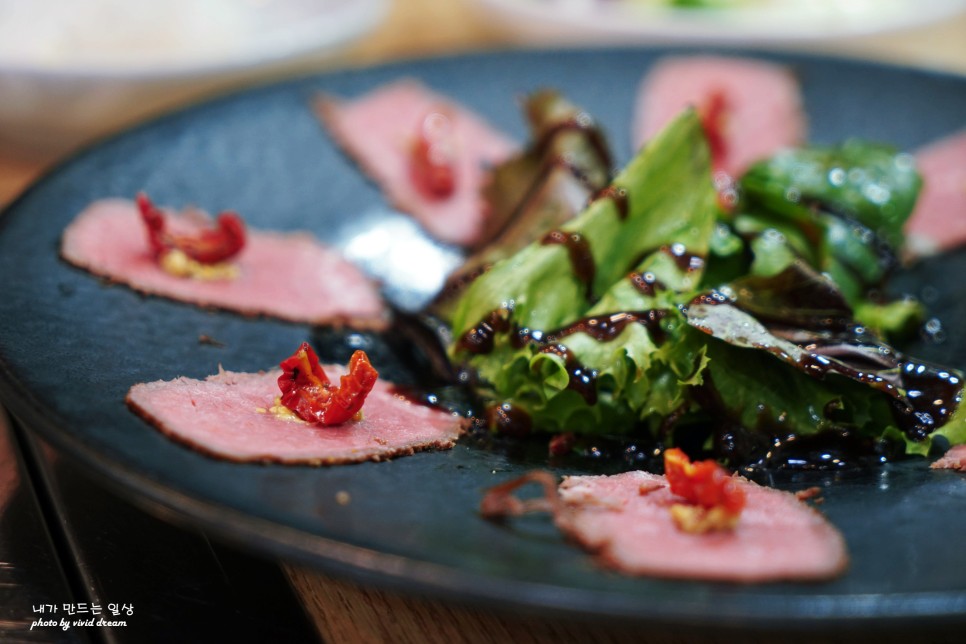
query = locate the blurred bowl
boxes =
[474,0,966,46]
[0,0,389,159]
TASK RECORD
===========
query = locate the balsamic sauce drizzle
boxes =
[547,310,668,345]
[456,309,510,355]
[541,229,596,302]
[590,185,629,220]
[663,242,706,273]
[629,271,666,297]
[538,343,599,405]
[534,113,613,172]
[486,402,533,438]
[432,262,492,307]
[796,346,962,442]
[460,309,668,414]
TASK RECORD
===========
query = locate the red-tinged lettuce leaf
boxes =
[433,91,615,321]
[686,265,965,451]
[478,89,613,248]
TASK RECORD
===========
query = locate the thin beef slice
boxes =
[555,470,848,582]
[61,198,387,328]
[316,79,517,246]
[127,368,465,464]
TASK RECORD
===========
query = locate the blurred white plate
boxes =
[475,0,966,44]
[0,0,389,158]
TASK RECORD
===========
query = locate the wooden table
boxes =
[1,1,965,641]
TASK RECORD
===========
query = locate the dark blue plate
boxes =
[1,48,965,634]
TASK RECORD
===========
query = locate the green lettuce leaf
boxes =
[739,140,921,250]
[733,140,924,336]
[450,108,718,338]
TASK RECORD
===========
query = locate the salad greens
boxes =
[450,108,716,335]
[445,108,964,467]
[451,89,615,297]
[735,141,924,337]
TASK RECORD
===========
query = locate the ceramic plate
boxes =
[1,48,965,635]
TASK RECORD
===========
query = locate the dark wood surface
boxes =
[1,410,318,643]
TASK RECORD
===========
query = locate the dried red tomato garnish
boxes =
[410,111,457,199]
[699,90,729,173]
[548,432,576,457]
[136,192,246,264]
[663,447,746,515]
[277,342,378,426]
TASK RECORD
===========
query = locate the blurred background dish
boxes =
[475,0,966,45]
[0,0,389,159]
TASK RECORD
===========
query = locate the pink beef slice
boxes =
[61,198,388,328]
[633,56,805,177]
[903,130,966,257]
[931,444,966,471]
[555,470,848,582]
[316,79,517,246]
[126,368,465,464]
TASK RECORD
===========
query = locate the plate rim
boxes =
[7,389,966,630]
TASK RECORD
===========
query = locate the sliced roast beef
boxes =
[315,79,517,246]
[904,130,966,256]
[554,470,847,582]
[126,368,465,464]
[931,444,966,471]
[633,56,805,177]
[61,198,387,328]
